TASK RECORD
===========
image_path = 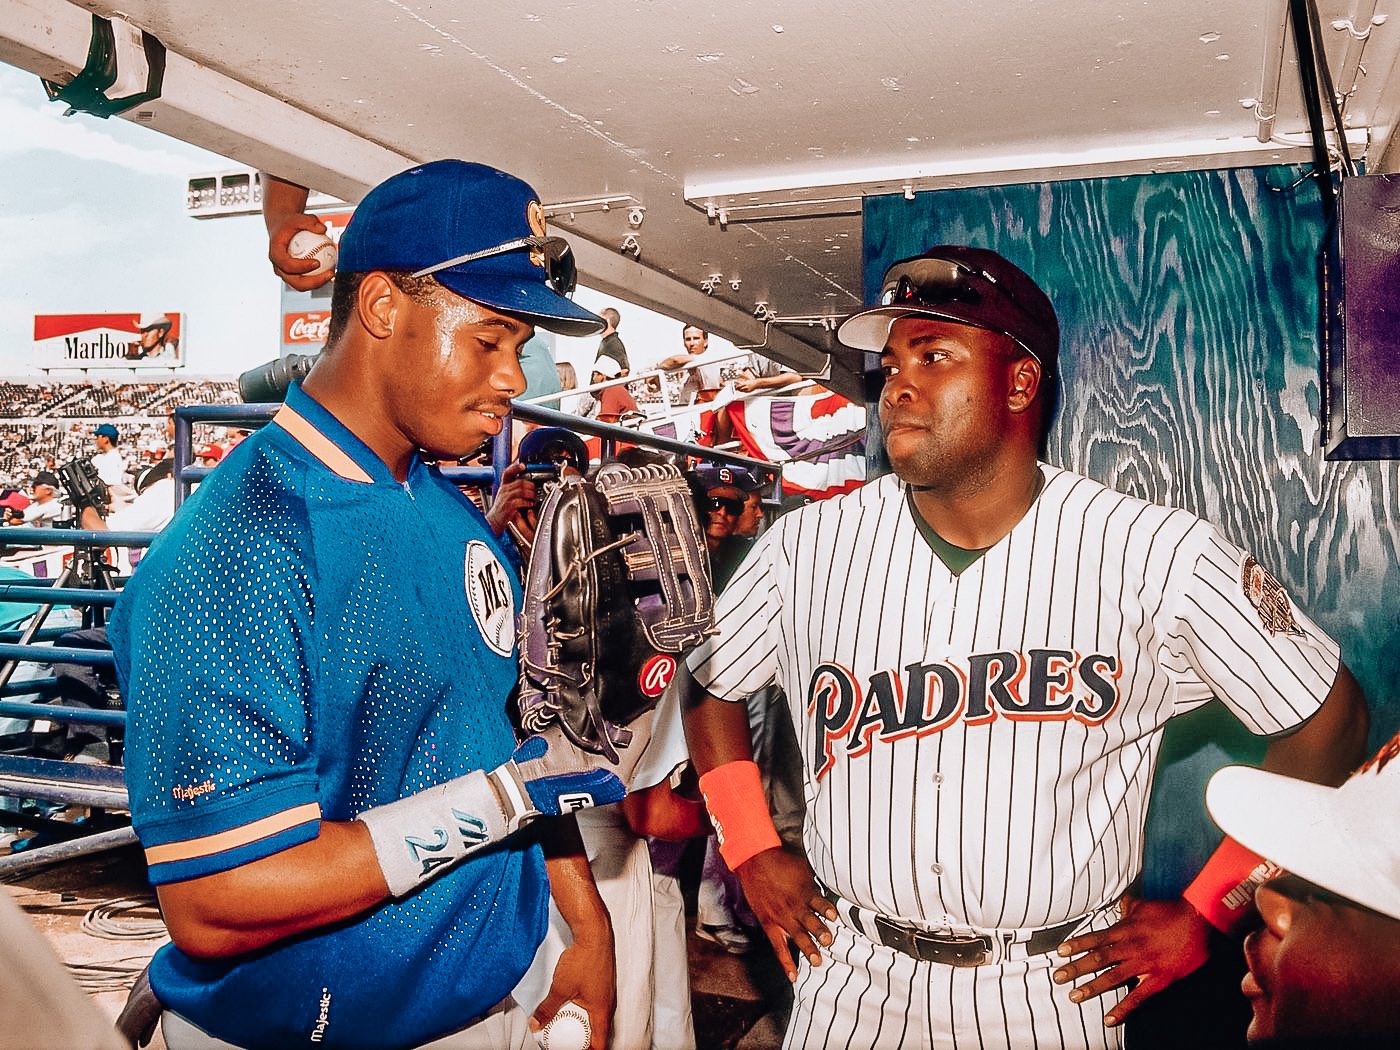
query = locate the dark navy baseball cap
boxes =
[695,463,761,493]
[337,160,605,337]
[836,245,1058,375]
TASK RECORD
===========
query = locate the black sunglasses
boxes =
[880,256,1010,313]
[707,495,744,516]
[411,235,578,297]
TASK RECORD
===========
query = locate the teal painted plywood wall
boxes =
[863,167,1399,894]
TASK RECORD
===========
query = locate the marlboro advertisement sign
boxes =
[34,313,185,369]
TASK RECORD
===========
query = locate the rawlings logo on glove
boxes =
[518,461,714,762]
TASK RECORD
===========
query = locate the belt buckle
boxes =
[874,916,993,967]
[913,931,993,968]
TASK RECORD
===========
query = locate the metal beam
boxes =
[0,0,411,202]
[565,232,858,400]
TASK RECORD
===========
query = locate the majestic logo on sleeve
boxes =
[807,650,1122,781]
[1241,556,1304,637]
[464,540,515,657]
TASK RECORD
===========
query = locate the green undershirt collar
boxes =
[905,488,990,575]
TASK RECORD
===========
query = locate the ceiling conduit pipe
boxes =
[1333,0,1382,111]
[1257,0,1292,142]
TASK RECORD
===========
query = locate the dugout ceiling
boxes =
[4,0,1400,399]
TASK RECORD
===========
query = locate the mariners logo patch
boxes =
[464,540,515,657]
[1241,556,1303,637]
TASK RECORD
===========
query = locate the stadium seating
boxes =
[0,380,238,489]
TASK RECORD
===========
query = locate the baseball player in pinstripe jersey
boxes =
[683,245,1369,1049]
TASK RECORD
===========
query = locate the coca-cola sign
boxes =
[284,311,331,345]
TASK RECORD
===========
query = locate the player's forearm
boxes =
[682,683,756,775]
[260,173,312,233]
[156,819,389,959]
[1260,662,1368,786]
[541,817,612,950]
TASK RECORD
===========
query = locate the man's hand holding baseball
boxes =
[1052,894,1212,1027]
[736,847,836,982]
[262,173,336,291]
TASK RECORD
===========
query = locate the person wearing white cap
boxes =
[584,355,638,424]
[1206,731,1400,1045]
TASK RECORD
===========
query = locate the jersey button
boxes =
[933,772,944,786]
[930,862,944,876]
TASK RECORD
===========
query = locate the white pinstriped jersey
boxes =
[687,464,1340,933]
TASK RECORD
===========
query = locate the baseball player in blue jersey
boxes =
[112,161,643,1050]
[683,245,1369,1048]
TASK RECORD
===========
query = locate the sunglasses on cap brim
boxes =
[873,255,1049,371]
[880,257,1005,313]
[411,235,578,297]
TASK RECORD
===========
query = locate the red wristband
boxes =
[698,760,782,871]
[1182,835,1281,933]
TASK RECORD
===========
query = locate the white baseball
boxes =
[538,1001,590,1050]
[287,230,338,276]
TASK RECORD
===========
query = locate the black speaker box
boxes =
[1325,173,1400,459]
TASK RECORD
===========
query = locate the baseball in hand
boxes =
[539,1001,591,1050]
[287,230,338,276]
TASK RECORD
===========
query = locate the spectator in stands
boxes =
[585,357,639,424]
[90,423,134,509]
[735,352,803,394]
[736,487,766,539]
[659,325,722,405]
[7,472,65,527]
[555,361,583,415]
[196,444,224,469]
[596,307,629,374]
[518,334,563,405]
[0,489,29,524]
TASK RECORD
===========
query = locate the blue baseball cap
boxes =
[95,424,119,441]
[338,160,605,337]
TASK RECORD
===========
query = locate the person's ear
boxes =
[357,273,399,340]
[1008,354,1042,413]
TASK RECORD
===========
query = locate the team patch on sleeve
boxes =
[464,539,516,657]
[1240,556,1303,637]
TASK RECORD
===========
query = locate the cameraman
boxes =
[76,459,175,534]
[3,472,65,527]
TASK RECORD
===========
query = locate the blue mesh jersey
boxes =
[110,383,547,1050]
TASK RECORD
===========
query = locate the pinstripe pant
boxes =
[783,922,1127,1050]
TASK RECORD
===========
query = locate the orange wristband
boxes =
[1182,836,1280,933]
[698,760,782,871]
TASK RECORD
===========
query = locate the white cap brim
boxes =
[1206,765,1400,921]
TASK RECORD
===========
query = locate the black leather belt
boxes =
[819,884,1083,968]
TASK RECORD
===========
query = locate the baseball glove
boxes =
[518,461,714,762]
